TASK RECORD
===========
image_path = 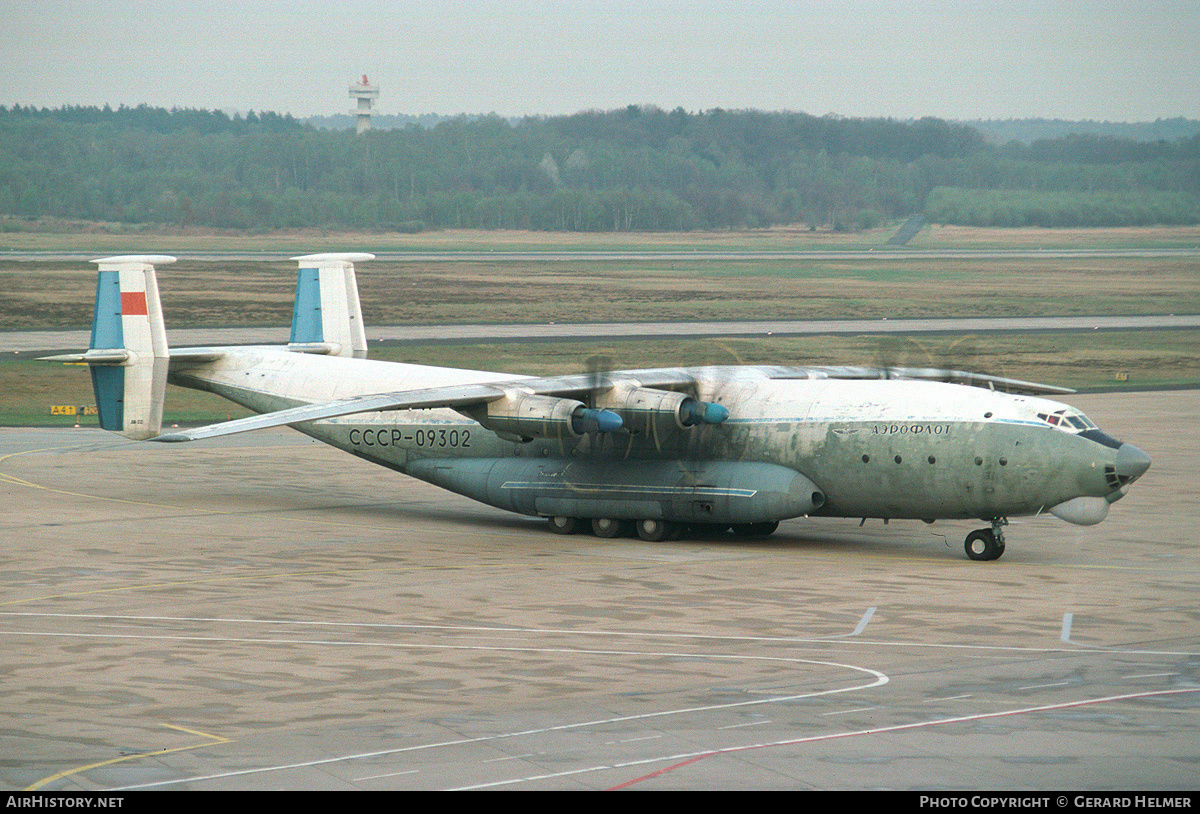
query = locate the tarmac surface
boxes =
[2,389,1198,791]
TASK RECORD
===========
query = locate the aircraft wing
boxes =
[153,383,511,442]
[762,365,1076,395]
[153,368,702,443]
[152,363,1069,443]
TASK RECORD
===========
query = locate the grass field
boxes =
[3,255,1199,331]
[4,219,1200,254]
[2,225,1197,426]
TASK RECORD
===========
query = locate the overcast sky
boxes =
[5,0,1199,122]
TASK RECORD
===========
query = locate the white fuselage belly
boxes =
[171,351,1108,523]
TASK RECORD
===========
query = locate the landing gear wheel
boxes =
[591,517,624,538]
[730,521,779,538]
[636,518,674,542]
[548,516,582,535]
[964,529,1001,561]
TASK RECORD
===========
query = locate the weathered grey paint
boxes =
[171,353,1139,527]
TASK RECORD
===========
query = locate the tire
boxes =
[591,517,623,538]
[548,516,581,535]
[636,518,672,542]
[965,529,1000,561]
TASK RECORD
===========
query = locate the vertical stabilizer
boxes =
[288,253,373,359]
[89,255,174,440]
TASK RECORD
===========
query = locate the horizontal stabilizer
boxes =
[41,347,225,366]
[40,349,131,364]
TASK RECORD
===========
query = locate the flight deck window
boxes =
[1036,410,1099,433]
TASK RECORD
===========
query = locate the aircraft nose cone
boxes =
[1115,443,1151,482]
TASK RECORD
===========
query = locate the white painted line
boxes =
[821,706,877,716]
[483,753,538,763]
[471,687,1200,791]
[719,720,771,730]
[5,611,1198,657]
[352,769,419,781]
[105,654,888,790]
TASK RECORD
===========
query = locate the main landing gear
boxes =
[964,517,1008,561]
[547,516,779,542]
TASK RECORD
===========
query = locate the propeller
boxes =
[561,353,623,446]
[871,334,980,382]
[585,353,612,410]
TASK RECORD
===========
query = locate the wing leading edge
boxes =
[153,383,511,442]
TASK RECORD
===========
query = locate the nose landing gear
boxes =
[965,517,1008,561]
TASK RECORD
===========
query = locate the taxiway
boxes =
[1,390,1197,790]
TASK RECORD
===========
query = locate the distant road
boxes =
[7,314,1200,354]
[4,248,1200,262]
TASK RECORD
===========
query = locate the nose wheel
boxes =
[964,518,1007,561]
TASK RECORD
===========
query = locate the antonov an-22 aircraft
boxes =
[46,253,1152,561]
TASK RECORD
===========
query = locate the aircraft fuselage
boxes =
[172,348,1136,527]
[54,252,1149,559]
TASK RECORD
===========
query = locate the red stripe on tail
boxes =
[121,291,148,316]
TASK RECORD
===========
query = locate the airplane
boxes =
[42,253,1152,561]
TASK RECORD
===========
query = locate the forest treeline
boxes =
[2,103,1198,232]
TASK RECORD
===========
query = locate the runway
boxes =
[2,390,1198,791]
[5,248,1200,263]
[6,313,1200,354]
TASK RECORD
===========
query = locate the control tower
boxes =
[349,75,379,134]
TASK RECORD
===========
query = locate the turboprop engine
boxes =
[459,391,623,442]
[596,383,729,433]
[458,384,728,443]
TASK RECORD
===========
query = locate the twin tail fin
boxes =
[86,255,173,440]
[47,252,375,440]
[288,253,372,359]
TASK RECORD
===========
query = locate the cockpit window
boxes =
[1037,409,1098,433]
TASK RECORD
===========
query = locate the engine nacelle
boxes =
[459,391,622,442]
[596,384,728,434]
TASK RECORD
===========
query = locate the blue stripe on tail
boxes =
[90,270,125,430]
[289,267,323,343]
[91,270,123,349]
[90,366,125,431]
